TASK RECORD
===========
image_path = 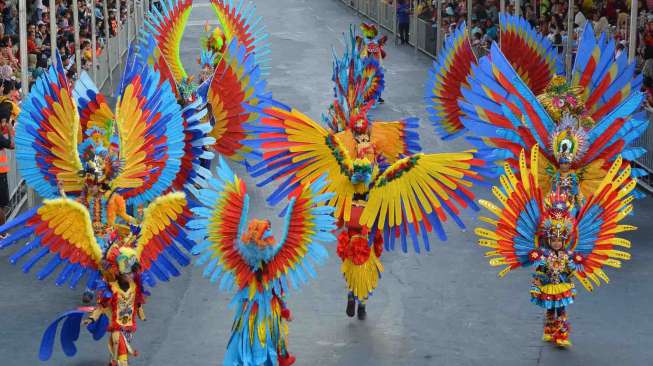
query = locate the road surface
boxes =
[1,0,652,365]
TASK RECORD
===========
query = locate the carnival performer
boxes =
[0,50,206,365]
[427,14,648,199]
[142,0,269,165]
[247,89,494,319]
[475,146,636,347]
[530,193,576,347]
[84,239,147,366]
[356,22,387,103]
[187,157,336,366]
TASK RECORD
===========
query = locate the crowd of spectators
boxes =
[400,0,652,60]
[0,0,131,102]
[383,0,653,111]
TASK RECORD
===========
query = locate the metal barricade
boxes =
[5,150,27,220]
[378,1,394,31]
[635,112,653,192]
[368,0,379,22]
[5,11,141,217]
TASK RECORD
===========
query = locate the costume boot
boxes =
[553,315,571,348]
[357,302,366,320]
[346,293,356,317]
[542,311,555,342]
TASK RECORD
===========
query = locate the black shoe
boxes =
[378,97,385,104]
[357,303,366,320]
[346,294,356,317]
[81,289,95,304]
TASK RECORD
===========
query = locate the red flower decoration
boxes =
[336,231,350,260]
[528,250,541,261]
[573,253,584,264]
[350,236,371,265]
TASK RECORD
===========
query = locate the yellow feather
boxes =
[38,198,102,265]
[602,259,622,268]
[593,268,610,284]
[605,238,631,248]
[608,225,637,234]
[596,155,622,193]
[491,186,508,207]
[478,216,498,226]
[617,180,637,200]
[489,257,506,266]
[478,199,502,218]
[598,250,631,260]
[499,175,514,197]
[136,192,187,258]
[497,266,512,278]
[478,239,499,248]
[586,272,601,286]
[615,205,633,222]
[574,272,594,292]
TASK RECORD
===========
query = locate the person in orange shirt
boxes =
[0,100,15,236]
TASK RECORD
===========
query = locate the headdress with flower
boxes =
[537,75,594,126]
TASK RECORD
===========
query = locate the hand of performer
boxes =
[83,317,96,325]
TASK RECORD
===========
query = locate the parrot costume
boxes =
[246,32,496,318]
[475,146,636,347]
[0,50,209,365]
[187,157,336,366]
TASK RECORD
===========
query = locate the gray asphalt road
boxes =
[1,0,652,365]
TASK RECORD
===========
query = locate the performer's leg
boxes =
[553,307,571,347]
[346,292,356,317]
[277,319,296,366]
[108,332,118,366]
[542,309,555,342]
[357,298,367,321]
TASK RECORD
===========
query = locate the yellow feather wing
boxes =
[36,198,102,268]
[362,151,485,251]
[571,156,636,292]
[17,65,84,197]
[370,119,420,164]
[252,106,357,221]
[136,192,190,271]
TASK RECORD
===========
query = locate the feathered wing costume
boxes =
[247,95,493,318]
[426,14,562,140]
[209,0,271,74]
[427,15,648,203]
[142,0,269,165]
[187,157,336,366]
[0,51,198,365]
[475,146,636,347]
